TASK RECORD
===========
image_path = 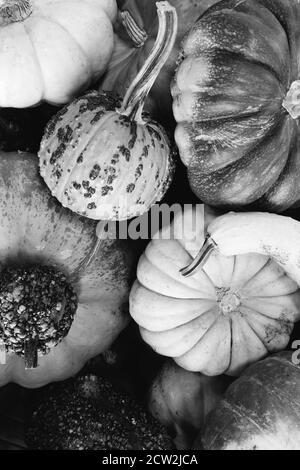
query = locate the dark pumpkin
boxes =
[172,0,300,212]
[100,0,220,125]
[199,351,300,450]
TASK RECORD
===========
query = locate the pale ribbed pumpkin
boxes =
[0,0,117,108]
[0,152,134,388]
[130,206,300,376]
[39,2,177,221]
[172,0,300,212]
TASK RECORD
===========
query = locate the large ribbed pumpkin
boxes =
[0,0,117,108]
[0,152,134,388]
[130,207,300,376]
[172,0,300,212]
[200,351,300,450]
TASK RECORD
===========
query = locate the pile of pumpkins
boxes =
[0,0,300,451]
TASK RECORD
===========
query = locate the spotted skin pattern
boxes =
[39,91,174,221]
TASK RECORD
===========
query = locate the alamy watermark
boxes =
[96,203,205,244]
[292,341,300,365]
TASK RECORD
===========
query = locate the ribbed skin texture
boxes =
[39,91,174,221]
[0,0,117,107]
[130,208,300,376]
[200,351,300,450]
[26,375,173,450]
[172,0,300,212]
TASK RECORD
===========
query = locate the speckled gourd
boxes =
[39,1,177,221]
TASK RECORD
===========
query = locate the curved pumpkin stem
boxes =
[180,235,218,277]
[118,1,178,124]
[120,10,148,48]
[0,339,6,365]
[0,0,32,25]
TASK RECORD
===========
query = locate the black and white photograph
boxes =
[0,0,299,456]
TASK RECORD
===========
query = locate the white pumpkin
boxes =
[0,0,117,107]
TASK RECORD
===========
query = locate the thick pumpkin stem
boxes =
[0,339,6,364]
[120,10,148,48]
[180,235,217,277]
[118,1,178,124]
[283,80,300,119]
[24,338,38,370]
[0,0,32,25]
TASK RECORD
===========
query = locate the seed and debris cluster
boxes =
[0,265,77,357]
[26,375,173,450]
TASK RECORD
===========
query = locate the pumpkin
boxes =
[0,0,117,108]
[199,351,300,450]
[0,152,135,389]
[39,1,177,222]
[100,0,220,124]
[172,0,300,212]
[26,374,173,450]
[129,206,300,376]
[149,360,231,450]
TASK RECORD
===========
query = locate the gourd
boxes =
[172,0,300,212]
[100,0,220,124]
[199,351,300,450]
[130,206,300,376]
[0,0,117,108]
[39,1,177,222]
[26,374,173,450]
[0,152,134,388]
[149,360,231,449]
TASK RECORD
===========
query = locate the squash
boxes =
[39,1,177,222]
[199,351,300,450]
[26,374,173,450]
[0,152,135,388]
[100,0,220,124]
[0,0,117,108]
[129,206,300,376]
[149,360,231,450]
[172,0,300,212]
